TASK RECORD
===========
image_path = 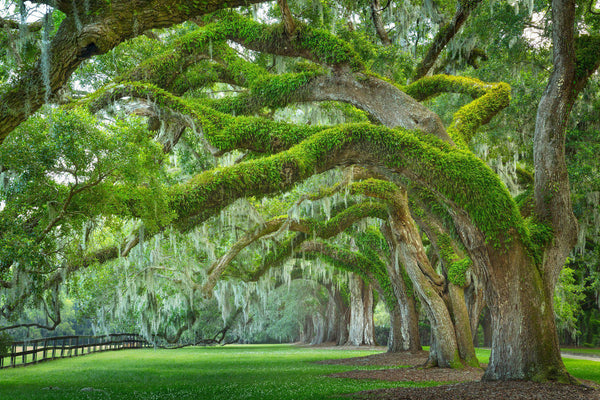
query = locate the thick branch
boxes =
[413,0,483,81]
[404,75,510,147]
[0,0,268,144]
[370,0,392,46]
[203,201,389,295]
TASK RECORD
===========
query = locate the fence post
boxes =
[22,340,26,365]
[51,338,56,359]
[10,343,15,367]
[32,341,37,364]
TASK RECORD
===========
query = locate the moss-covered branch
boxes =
[403,75,510,148]
[237,201,389,284]
[81,82,325,156]
[295,238,400,315]
[0,0,269,145]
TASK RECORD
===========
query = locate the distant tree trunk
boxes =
[347,274,375,345]
[363,281,375,346]
[335,288,350,346]
[310,314,326,345]
[481,308,492,347]
[325,288,340,343]
[300,315,313,343]
[465,273,485,347]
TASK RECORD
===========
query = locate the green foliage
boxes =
[574,35,600,81]
[0,331,12,356]
[436,233,472,287]
[554,266,587,340]
[0,106,166,314]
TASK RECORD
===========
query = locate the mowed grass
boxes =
[1,345,598,400]
[0,344,436,400]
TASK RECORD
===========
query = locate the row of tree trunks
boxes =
[299,274,378,347]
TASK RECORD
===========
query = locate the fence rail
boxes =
[0,333,150,369]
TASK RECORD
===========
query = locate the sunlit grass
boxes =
[1,344,598,399]
[0,344,437,400]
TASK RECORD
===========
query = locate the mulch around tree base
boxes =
[316,350,429,367]
[347,381,600,399]
[317,350,600,399]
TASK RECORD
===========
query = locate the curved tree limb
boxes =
[0,0,268,145]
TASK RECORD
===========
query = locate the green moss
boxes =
[449,349,465,369]
[403,75,511,148]
[209,11,364,70]
[524,218,554,262]
[82,81,326,155]
[166,121,527,251]
[437,233,472,287]
[350,179,399,202]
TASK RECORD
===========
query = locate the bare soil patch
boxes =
[317,350,600,399]
[316,350,429,367]
[329,366,484,382]
[348,381,600,399]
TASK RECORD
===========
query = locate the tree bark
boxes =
[448,284,478,367]
[370,0,391,46]
[482,244,571,381]
[481,308,492,348]
[386,198,461,367]
[381,225,421,352]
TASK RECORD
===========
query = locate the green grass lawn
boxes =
[0,345,598,400]
[0,345,435,400]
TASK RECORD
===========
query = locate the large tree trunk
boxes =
[482,244,571,381]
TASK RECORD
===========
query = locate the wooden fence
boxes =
[0,333,150,369]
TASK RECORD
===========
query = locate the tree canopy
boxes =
[1,0,600,383]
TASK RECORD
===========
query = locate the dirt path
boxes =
[561,352,600,362]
